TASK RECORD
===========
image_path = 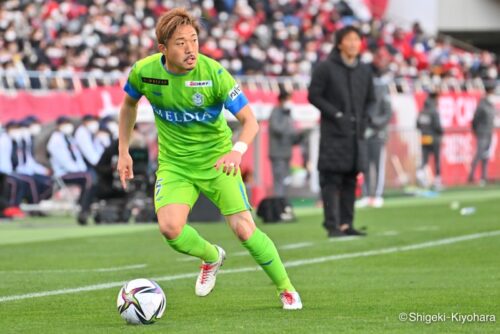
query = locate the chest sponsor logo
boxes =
[142,77,169,85]
[152,105,217,123]
[228,85,242,100]
[185,80,212,87]
[192,92,204,107]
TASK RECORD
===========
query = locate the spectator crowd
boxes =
[0,114,120,223]
[0,0,498,89]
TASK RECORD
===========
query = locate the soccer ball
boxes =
[117,278,166,325]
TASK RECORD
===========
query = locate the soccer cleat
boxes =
[195,245,225,297]
[280,290,303,310]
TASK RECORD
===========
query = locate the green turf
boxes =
[0,188,499,333]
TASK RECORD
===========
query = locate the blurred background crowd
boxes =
[0,0,498,88]
[1,0,499,224]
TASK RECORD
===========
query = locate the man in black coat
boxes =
[308,26,375,237]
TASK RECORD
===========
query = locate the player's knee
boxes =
[228,212,256,241]
[158,219,183,239]
[157,205,189,239]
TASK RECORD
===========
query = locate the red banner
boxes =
[0,87,125,123]
[389,92,500,187]
[1,88,499,205]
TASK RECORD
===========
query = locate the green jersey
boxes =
[124,53,248,173]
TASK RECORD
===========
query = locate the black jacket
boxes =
[308,50,375,172]
[416,97,443,141]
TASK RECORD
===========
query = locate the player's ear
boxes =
[158,43,167,53]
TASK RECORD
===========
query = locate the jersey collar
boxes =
[160,55,194,77]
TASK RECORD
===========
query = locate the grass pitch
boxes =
[0,187,499,333]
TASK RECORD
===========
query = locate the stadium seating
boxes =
[0,0,496,92]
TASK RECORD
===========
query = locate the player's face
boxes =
[338,31,361,59]
[160,25,199,74]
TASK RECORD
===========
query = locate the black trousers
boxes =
[61,172,94,213]
[421,141,441,176]
[4,173,30,206]
[469,135,492,181]
[27,174,53,204]
[271,158,290,197]
[364,136,386,198]
[320,170,358,231]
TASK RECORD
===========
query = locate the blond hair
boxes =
[155,8,200,44]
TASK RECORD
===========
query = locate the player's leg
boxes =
[202,170,302,309]
[155,171,222,297]
[157,204,215,259]
[226,211,302,309]
[225,210,291,290]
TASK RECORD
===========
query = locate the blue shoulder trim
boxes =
[224,93,249,115]
[124,81,142,100]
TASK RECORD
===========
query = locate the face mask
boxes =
[30,124,41,136]
[60,124,74,135]
[21,128,31,139]
[107,122,119,139]
[283,101,293,110]
[86,121,99,134]
[9,130,23,141]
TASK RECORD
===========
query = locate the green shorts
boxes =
[154,165,251,216]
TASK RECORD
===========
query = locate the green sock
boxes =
[242,228,295,293]
[165,225,218,263]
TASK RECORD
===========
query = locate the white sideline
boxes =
[179,241,315,261]
[279,242,314,250]
[327,236,361,242]
[378,231,400,236]
[1,230,499,304]
[0,264,147,274]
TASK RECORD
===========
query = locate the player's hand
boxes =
[214,151,242,176]
[117,152,134,189]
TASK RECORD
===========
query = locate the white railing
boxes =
[0,69,493,94]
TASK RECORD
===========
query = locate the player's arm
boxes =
[215,105,259,176]
[117,94,139,189]
[234,105,259,147]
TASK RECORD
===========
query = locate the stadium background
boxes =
[0,1,500,333]
[1,0,499,208]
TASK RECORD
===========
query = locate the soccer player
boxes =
[117,8,302,310]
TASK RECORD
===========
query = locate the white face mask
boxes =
[21,128,31,140]
[283,101,294,110]
[86,121,99,134]
[60,124,74,135]
[106,122,119,139]
[30,124,41,136]
[9,129,23,141]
